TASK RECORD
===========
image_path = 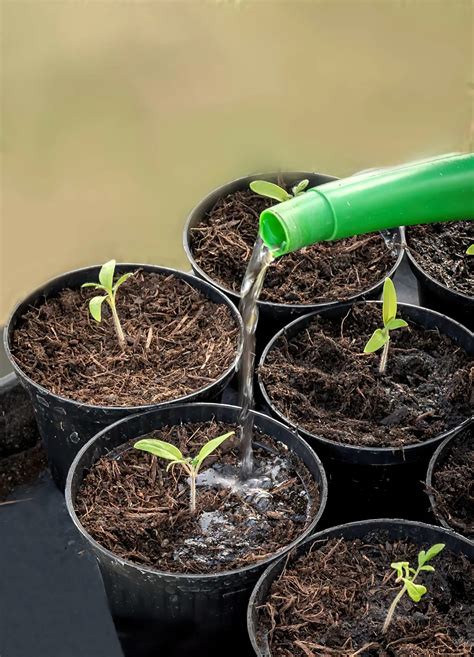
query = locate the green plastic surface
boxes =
[259,153,474,256]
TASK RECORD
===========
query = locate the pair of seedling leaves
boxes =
[134,430,234,514]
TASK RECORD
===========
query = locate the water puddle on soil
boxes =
[173,448,309,568]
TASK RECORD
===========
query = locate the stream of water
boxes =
[237,236,275,478]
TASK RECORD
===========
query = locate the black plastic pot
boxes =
[65,403,328,639]
[0,325,39,462]
[4,265,243,489]
[247,518,474,656]
[184,172,404,345]
[426,421,473,541]
[258,301,473,524]
[0,326,16,391]
[405,228,474,330]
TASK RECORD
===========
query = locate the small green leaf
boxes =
[364,328,388,353]
[99,259,116,292]
[386,318,408,331]
[391,561,409,578]
[382,278,397,326]
[419,565,435,572]
[417,550,426,567]
[89,295,106,322]
[113,272,134,292]
[81,282,103,289]
[249,180,292,202]
[292,179,309,196]
[193,431,235,472]
[466,244,474,255]
[402,578,427,603]
[134,439,184,462]
[423,543,445,563]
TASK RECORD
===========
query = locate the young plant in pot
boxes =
[406,220,474,330]
[426,421,473,542]
[65,403,327,644]
[258,278,473,524]
[0,327,45,500]
[4,260,243,488]
[247,518,474,656]
[184,171,404,345]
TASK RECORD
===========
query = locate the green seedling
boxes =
[382,543,445,634]
[363,277,408,374]
[134,431,235,513]
[466,244,474,255]
[82,259,133,349]
[249,178,309,202]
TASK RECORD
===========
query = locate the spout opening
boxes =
[259,209,288,257]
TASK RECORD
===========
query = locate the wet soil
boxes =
[260,304,472,448]
[11,271,240,406]
[431,428,473,539]
[190,186,398,304]
[257,531,473,656]
[408,221,474,296]
[76,420,319,574]
[0,385,46,500]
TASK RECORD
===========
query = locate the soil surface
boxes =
[431,428,473,539]
[11,271,240,406]
[190,186,398,304]
[257,531,473,656]
[408,221,474,296]
[0,385,46,500]
[76,420,319,574]
[260,304,472,448]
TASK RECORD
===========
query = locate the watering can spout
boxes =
[259,153,474,257]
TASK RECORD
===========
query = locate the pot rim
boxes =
[258,299,474,456]
[64,402,328,581]
[4,263,244,412]
[183,171,404,310]
[425,420,474,536]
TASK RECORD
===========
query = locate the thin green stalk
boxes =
[382,583,406,634]
[109,297,125,348]
[383,563,422,634]
[379,338,390,374]
[190,472,196,514]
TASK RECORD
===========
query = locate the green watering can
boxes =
[259,153,474,256]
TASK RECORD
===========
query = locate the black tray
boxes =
[0,257,430,657]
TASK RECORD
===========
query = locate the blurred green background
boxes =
[1,0,473,323]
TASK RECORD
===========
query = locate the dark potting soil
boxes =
[190,188,398,304]
[11,271,240,406]
[431,428,473,539]
[257,531,473,656]
[76,420,319,574]
[260,304,472,448]
[408,221,474,296]
[0,386,45,500]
